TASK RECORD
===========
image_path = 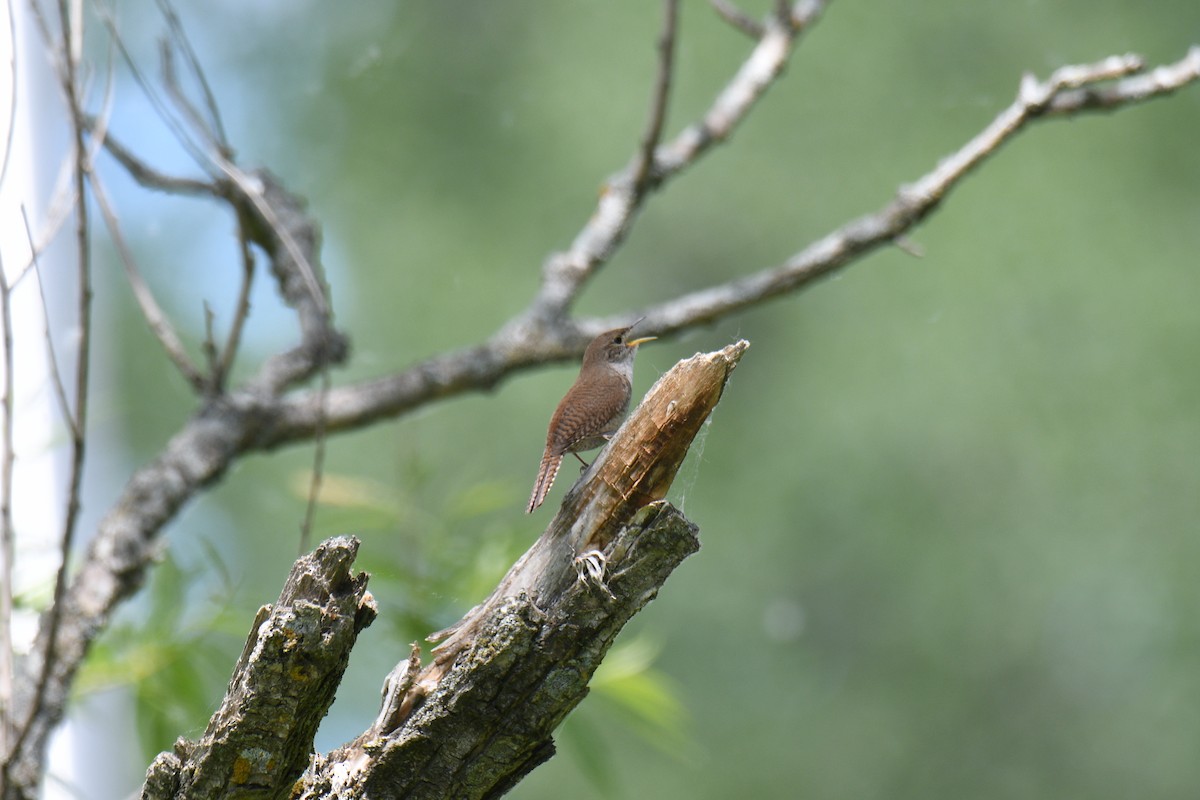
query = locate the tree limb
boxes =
[6,2,96,792]
[141,536,376,800]
[630,0,679,195]
[527,1,826,321]
[257,46,1200,448]
[4,170,347,799]
[280,342,747,799]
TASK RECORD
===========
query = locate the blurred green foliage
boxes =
[78,552,244,765]
[84,0,1200,798]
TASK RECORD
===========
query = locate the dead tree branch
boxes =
[258,46,1200,448]
[159,342,745,800]
[141,537,376,800]
[6,2,97,792]
[3,167,347,798]
[528,1,826,322]
[710,0,765,39]
[631,0,679,194]
[0,250,15,763]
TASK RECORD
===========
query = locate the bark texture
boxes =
[146,342,745,800]
[305,342,747,799]
[142,537,376,800]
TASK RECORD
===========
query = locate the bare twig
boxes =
[652,7,814,175]
[213,219,256,391]
[0,0,22,191]
[160,40,224,158]
[14,8,117,280]
[710,0,764,39]
[96,0,325,348]
[529,1,826,320]
[22,208,75,436]
[84,8,334,385]
[201,301,218,377]
[101,5,331,324]
[773,0,792,27]
[1043,46,1200,112]
[257,46,1200,446]
[10,0,94,778]
[86,119,220,196]
[0,254,15,761]
[219,162,330,319]
[155,0,229,153]
[631,52,1200,330]
[901,54,1148,209]
[93,0,215,177]
[631,0,679,194]
[298,369,330,555]
[89,171,208,391]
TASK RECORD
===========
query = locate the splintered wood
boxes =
[430,339,747,673]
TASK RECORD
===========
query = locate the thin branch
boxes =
[653,7,813,176]
[0,253,15,762]
[219,162,330,319]
[88,170,208,391]
[633,52,1200,330]
[97,5,329,324]
[92,0,329,334]
[212,218,256,391]
[710,0,764,39]
[230,169,344,397]
[155,0,228,153]
[530,1,826,320]
[631,0,679,194]
[15,4,86,288]
[92,0,216,177]
[4,210,81,783]
[200,300,218,378]
[143,22,330,324]
[10,0,93,776]
[0,0,22,191]
[1043,46,1200,112]
[298,369,329,555]
[85,117,220,196]
[773,0,792,27]
[22,207,75,437]
[259,46,1200,447]
[159,39,223,157]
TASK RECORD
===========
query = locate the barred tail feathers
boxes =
[526,451,564,514]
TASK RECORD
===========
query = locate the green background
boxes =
[83,1,1200,798]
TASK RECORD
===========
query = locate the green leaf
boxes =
[576,636,696,763]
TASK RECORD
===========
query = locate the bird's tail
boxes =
[526,451,563,514]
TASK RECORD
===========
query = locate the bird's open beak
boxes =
[626,336,656,348]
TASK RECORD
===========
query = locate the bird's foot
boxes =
[573,549,615,600]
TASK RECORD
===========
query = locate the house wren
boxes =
[526,325,656,513]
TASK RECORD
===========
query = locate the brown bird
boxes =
[526,325,656,513]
